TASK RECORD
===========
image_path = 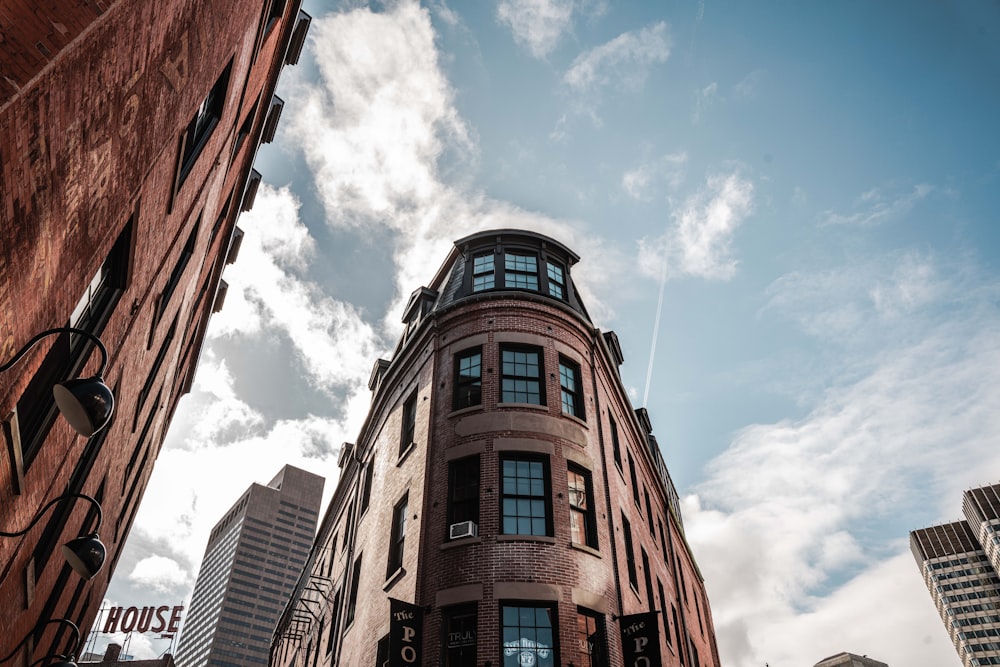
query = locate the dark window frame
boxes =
[447,456,480,539]
[609,415,622,470]
[575,607,608,667]
[400,390,417,456]
[567,464,598,549]
[627,451,641,507]
[622,513,638,590]
[500,454,552,537]
[500,602,558,667]
[503,250,539,291]
[471,252,495,292]
[500,344,545,405]
[442,604,478,666]
[345,554,362,626]
[386,493,408,577]
[558,356,584,419]
[453,347,482,410]
[546,261,566,300]
[16,221,131,470]
[176,61,233,188]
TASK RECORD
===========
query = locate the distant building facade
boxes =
[814,652,888,667]
[80,643,174,667]
[0,0,309,661]
[270,230,722,667]
[911,482,1000,666]
[174,466,323,667]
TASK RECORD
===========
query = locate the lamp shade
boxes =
[47,657,78,667]
[53,376,115,437]
[61,532,107,579]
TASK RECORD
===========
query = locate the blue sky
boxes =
[100,2,1000,665]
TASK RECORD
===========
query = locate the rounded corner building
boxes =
[271,229,722,667]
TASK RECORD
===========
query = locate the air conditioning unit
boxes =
[449,521,478,539]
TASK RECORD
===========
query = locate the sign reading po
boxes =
[389,598,424,666]
[619,611,662,667]
[102,606,184,635]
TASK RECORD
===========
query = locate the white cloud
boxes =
[692,81,718,124]
[821,183,933,226]
[732,69,765,100]
[621,152,687,201]
[496,0,575,58]
[687,256,1000,666]
[564,22,670,92]
[638,172,754,282]
[128,556,190,593]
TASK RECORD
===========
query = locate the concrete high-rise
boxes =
[271,229,722,667]
[174,466,323,667]
[911,482,1000,667]
[1,0,310,660]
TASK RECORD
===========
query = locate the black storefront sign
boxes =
[389,598,424,666]
[619,611,662,667]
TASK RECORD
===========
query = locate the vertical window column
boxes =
[501,604,556,667]
[448,456,480,539]
[500,346,544,405]
[559,357,584,418]
[453,348,482,409]
[568,465,597,549]
[501,457,551,537]
[386,494,408,577]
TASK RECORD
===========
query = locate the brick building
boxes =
[911,482,1000,667]
[0,0,309,661]
[271,230,722,666]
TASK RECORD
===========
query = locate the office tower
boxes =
[814,652,888,667]
[911,482,1000,667]
[0,0,309,659]
[174,466,323,667]
[271,229,722,667]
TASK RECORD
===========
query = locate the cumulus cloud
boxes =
[564,22,670,92]
[129,555,190,593]
[621,152,687,201]
[821,183,933,226]
[496,0,575,58]
[638,172,754,282]
[687,254,1000,666]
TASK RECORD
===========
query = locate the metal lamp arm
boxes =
[0,619,81,664]
[0,327,109,377]
[0,493,103,538]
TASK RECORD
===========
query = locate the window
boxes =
[642,548,655,612]
[575,608,607,667]
[658,578,671,646]
[627,451,641,506]
[500,346,544,405]
[622,513,638,589]
[386,494,407,577]
[501,604,556,667]
[345,555,362,626]
[559,357,584,418]
[501,456,551,536]
[659,518,668,558]
[546,262,565,299]
[155,216,200,327]
[16,221,130,469]
[177,61,232,186]
[265,0,288,32]
[568,465,597,549]
[644,489,655,537]
[400,391,417,456]
[472,252,495,291]
[360,461,374,514]
[442,605,477,666]
[453,348,482,409]
[504,252,539,290]
[609,415,622,469]
[447,456,480,538]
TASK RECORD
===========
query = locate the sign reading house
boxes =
[102,606,184,635]
[619,611,662,667]
[389,598,423,666]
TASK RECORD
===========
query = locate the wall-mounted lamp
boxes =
[0,618,81,667]
[0,493,106,579]
[0,327,115,437]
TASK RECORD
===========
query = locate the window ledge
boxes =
[497,402,548,412]
[397,441,416,466]
[569,542,601,558]
[383,567,406,591]
[561,412,588,428]
[447,405,483,418]
[440,536,482,551]
[496,534,556,545]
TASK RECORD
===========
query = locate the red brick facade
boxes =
[0,0,307,660]
[272,231,722,667]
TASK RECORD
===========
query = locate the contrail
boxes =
[642,257,668,407]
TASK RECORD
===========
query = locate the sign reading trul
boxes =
[102,606,184,634]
